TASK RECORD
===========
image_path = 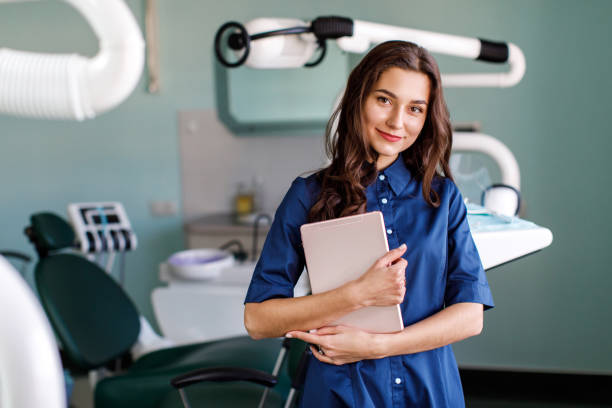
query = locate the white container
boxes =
[167,249,234,281]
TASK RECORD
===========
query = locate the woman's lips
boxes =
[377,129,402,142]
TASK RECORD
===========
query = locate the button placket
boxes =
[377,173,399,249]
[390,356,403,406]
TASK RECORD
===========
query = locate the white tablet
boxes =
[300,211,404,333]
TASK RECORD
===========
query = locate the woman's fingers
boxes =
[314,325,345,335]
[287,326,348,342]
[355,244,408,307]
[310,345,337,365]
[391,257,408,268]
[377,243,407,267]
[285,330,322,344]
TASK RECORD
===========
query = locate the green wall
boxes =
[1,0,611,373]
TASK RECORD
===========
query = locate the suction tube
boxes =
[0,0,145,120]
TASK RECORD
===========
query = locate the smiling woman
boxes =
[244,41,492,408]
[308,41,454,222]
[362,67,430,169]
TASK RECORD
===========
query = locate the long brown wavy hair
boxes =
[308,41,453,223]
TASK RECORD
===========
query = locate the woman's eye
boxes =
[377,96,390,104]
[410,106,424,113]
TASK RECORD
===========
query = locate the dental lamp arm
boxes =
[337,19,525,87]
[0,0,144,120]
[217,16,525,88]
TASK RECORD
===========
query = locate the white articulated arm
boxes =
[443,43,525,88]
[338,20,525,88]
[215,16,525,88]
[0,0,144,120]
[0,256,65,408]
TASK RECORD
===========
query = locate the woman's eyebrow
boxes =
[374,89,397,99]
[374,89,428,105]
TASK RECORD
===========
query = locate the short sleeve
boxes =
[444,180,494,310]
[244,177,311,303]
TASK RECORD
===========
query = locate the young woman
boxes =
[244,41,494,407]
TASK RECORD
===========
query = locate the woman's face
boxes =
[362,67,431,170]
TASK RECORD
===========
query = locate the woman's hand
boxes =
[352,244,408,307]
[286,326,384,365]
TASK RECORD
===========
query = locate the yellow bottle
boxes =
[235,182,254,216]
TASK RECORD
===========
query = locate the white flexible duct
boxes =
[0,0,144,120]
[336,20,526,88]
[0,256,65,408]
[452,132,521,190]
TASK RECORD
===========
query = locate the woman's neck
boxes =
[376,154,399,171]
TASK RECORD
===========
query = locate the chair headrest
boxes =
[28,212,75,255]
[35,253,141,370]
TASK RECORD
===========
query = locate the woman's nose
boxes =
[386,108,403,129]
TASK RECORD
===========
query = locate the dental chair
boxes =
[25,211,285,408]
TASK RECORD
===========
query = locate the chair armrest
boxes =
[170,367,277,390]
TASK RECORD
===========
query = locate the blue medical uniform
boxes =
[245,156,494,407]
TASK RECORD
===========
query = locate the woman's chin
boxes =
[374,146,402,159]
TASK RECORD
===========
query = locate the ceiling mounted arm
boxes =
[337,19,525,87]
[214,15,525,88]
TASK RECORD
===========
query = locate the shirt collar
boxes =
[379,155,412,196]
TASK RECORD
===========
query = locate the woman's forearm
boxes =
[244,282,364,339]
[284,302,485,366]
[374,302,484,358]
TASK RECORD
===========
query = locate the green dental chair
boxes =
[25,212,287,408]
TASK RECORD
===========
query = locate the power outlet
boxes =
[150,200,178,216]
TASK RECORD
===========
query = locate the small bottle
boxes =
[234,182,254,216]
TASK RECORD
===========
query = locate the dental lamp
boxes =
[0,0,144,120]
[214,16,525,87]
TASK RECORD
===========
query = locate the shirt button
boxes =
[379,174,385,181]
[381,198,388,204]
[395,377,402,385]
[387,229,393,235]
